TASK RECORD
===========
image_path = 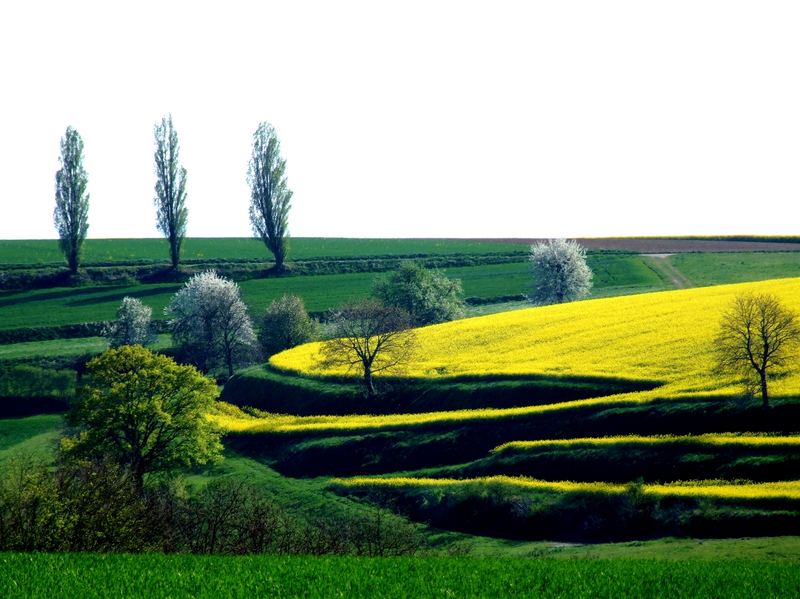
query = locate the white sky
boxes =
[1,1,798,240]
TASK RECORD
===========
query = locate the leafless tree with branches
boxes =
[320,299,416,398]
[713,292,800,409]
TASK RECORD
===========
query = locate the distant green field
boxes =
[0,335,172,361]
[1,553,797,598]
[672,252,800,286]
[0,238,527,266]
[0,255,661,331]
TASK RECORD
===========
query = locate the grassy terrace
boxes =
[0,255,661,331]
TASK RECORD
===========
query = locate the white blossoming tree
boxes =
[166,271,257,376]
[529,239,593,305]
[104,296,154,348]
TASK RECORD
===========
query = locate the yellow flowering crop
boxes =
[493,434,800,453]
[217,278,800,434]
[330,476,800,501]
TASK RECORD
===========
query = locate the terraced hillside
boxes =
[221,278,800,541]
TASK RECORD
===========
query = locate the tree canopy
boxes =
[373,262,464,326]
[166,270,257,376]
[260,294,317,357]
[53,126,89,274]
[63,345,222,488]
[248,122,292,271]
[154,114,188,270]
[529,239,593,304]
[104,296,153,348]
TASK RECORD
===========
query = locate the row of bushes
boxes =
[0,320,172,344]
[333,481,800,542]
[0,253,528,290]
[0,457,422,556]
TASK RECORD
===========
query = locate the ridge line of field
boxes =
[329,475,800,500]
[492,433,800,452]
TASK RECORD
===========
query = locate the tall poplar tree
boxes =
[154,114,188,270]
[54,126,89,274]
[247,122,292,272]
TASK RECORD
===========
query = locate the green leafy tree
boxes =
[248,122,292,271]
[154,114,188,270]
[260,294,317,356]
[713,292,800,409]
[373,261,465,326]
[63,345,223,488]
[53,126,89,274]
[529,239,593,304]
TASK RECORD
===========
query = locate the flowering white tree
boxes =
[104,297,153,348]
[529,239,593,305]
[166,271,257,376]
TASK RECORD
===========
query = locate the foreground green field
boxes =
[2,553,798,599]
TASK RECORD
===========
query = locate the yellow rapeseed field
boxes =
[272,277,800,391]
[330,476,800,501]
[493,434,800,453]
[217,278,800,433]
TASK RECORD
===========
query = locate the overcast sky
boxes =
[1,1,798,240]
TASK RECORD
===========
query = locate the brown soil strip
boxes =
[481,238,800,253]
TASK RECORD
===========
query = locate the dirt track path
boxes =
[642,254,694,289]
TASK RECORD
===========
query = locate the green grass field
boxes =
[0,335,171,361]
[0,238,527,267]
[672,252,800,285]
[0,255,662,331]
[1,552,797,598]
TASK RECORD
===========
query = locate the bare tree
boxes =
[154,114,188,270]
[54,126,89,274]
[713,292,800,409]
[320,299,415,398]
[247,122,292,272]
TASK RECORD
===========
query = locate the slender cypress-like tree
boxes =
[54,126,89,274]
[247,122,292,271]
[154,114,188,270]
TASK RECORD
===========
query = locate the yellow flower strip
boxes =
[330,476,800,501]
[211,389,675,434]
[493,434,800,453]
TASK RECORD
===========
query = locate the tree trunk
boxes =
[170,236,179,270]
[68,246,79,274]
[364,369,376,398]
[225,344,234,377]
[760,371,769,410]
[132,461,146,493]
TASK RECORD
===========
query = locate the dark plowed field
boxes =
[488,238,800,253]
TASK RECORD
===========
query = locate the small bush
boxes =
[260,295,317,357]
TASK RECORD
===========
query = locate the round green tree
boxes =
[373,261,464,326]
[63,345,222,488]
